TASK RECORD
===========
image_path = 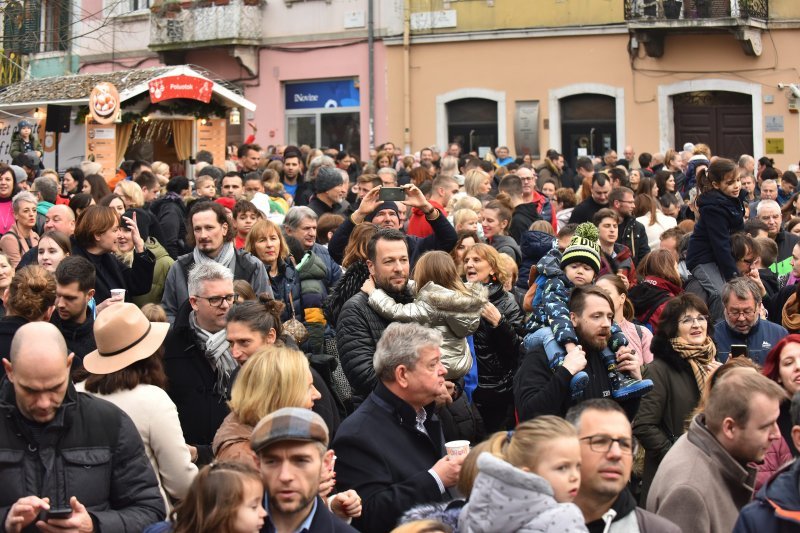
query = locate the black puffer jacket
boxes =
[149,193,188,259]
[473,282,524,394]
[0,380,165,531]
[324,261,370,328]
[336,288,415,403]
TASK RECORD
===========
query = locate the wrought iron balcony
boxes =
[625,0,767,20]
[624,0,768,57]
[149,0,263,51]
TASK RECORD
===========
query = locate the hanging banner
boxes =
[150,75,213,104]
[86,121,117,182]
[89,82,120,125]
[196,119,226,168]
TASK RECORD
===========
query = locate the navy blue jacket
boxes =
[713,318,788,365]
[516,230,555,293]
[686,189,745,280]
[734,459,800,532]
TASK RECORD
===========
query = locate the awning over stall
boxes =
[0,65,255,111]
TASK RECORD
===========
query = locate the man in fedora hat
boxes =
[251,407,358,533]
[0,322,164,531]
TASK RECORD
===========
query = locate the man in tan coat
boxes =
[647,371,787,533]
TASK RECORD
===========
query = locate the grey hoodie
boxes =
[459,453,588,533]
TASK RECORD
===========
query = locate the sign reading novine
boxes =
[285,79,360,110]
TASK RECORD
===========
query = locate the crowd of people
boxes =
[3,132,800,532]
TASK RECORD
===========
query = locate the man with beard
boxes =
[251,408,358,533]
[567,400,679,532]
[514,286,642,420]
[161,201,271,323]
[336,228,413,403]
[327,184,457,269]
[648,372,786,533]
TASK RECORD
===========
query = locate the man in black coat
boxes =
[569,173,612,224]
[328,184,457,269]
[514,286,642,421]
[163,262,237,465]
[149,176,190,259]
[252,408,358,533]
[333,322,463,533]
[609,186,650,264]
[0,322,165,531]
[50,256,97,372]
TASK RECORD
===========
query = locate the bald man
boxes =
[17,204,77,268]
[0,322,164,532]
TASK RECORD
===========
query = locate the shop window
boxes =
[285,79,360,154]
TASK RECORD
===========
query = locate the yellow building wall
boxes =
[770,0,800,20]
[384,28,800,169]
[409,0,622,34]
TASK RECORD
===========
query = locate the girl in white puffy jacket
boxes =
[361,250,486,380]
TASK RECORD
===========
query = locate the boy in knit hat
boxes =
[523,223,651,400]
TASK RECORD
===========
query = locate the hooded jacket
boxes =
[647,414,756,533]
[627,276,683,332]
[368,281,487,379]
[459,453,588,533]
[0,379,165,532]
[516,230,555,293]
[685,189,745,281]
[149,193,188,259]
[633,335,702,504]
[735,458,800,532]
[509,203,541,243]
[487,234,522,266]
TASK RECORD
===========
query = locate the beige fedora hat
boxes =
[83,302,170,375]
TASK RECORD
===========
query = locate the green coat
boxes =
[131,239,174,307]
[9,132,43,159]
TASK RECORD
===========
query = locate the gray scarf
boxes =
[193,241,236,271]
[189,311,237,397]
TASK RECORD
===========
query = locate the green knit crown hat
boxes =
[560,222,601,273]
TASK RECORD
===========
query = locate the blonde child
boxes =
[453,208,480,234]
[195,175,217,200]
[459,416,587,532]
[362,251,486,379]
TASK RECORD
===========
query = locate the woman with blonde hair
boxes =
[115,180,145,208]
[463,243,524,431]
[464,169,491,200]
[361,250,487,379]
[439,155,459,179]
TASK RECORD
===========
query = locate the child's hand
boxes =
[361,278,375,295]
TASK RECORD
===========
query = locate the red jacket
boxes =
[407,200,446,238]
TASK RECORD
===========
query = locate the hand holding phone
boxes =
[730,344,749,359]
[379,187,406,202]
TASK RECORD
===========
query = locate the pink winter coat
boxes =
[755,437,793,493]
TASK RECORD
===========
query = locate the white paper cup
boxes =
[110,288,126,302]
[445,440,470,457]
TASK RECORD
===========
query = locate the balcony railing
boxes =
[149,0,263,50]
[624,0,768,21]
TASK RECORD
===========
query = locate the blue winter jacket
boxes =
[734,459,800,532]
[713,318,788,365]
[516,230,556,293]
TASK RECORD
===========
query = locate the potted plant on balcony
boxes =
[642,0,658,17]
[664,0,683,18]
[696,0,712,17]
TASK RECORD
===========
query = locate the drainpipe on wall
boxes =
[368,0,375,151]
[402,0,411,155]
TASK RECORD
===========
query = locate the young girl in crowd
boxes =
[144,461,266,533]
[685,158,743,320]
[458,416,588,532]
[362,250,486,380]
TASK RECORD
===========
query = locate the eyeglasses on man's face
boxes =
[580,435,637,455]
[196,293,239,307]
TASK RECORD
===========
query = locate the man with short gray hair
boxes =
[163,261,237,466]
[757,198,799,276]
[714,277,786,365]
[333,322,462,532]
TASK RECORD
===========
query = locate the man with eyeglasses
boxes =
[648,371,786,532]
[714,277,786,365]
[161,200,271,323]
[566,399,679,532]
[608,186,650,264]
[164,261,239,466]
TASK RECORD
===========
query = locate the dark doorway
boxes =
[446,98,498,156]
[560,94,616,169]
[673,91,752,160]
